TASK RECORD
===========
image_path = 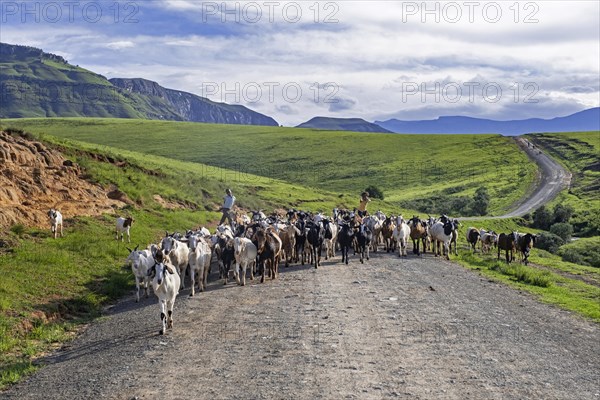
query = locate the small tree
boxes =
[550,222,574,242]
[364,185,384,200]
[532,206,553,230]
[553,204,574,224]
[472,187,490,216]
[535,232,565,254]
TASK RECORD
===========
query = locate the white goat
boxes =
[429,220,453,259]
[186,234,212,296]
[322,219,338,260]
[116,216,134,243]
[392,216,410,257]
[126,245,155,302]
[48,209,63,239]
[233,237,257,286]
[160,233,190,291]
[148,253,180,335]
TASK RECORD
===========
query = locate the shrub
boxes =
[9,224,26,237]
[559,248,585,265]
[535,232,564,254]
[472,187,490,216]
[558,239,600,268]
[532,206,553,230]
[553,204,574,223]
[364,185,384,200]
[550,222,574,242]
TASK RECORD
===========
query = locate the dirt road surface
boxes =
[3,252,598,400]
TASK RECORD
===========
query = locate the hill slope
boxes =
[1,118,538,216]
[376,108,600,135]
[0,43,277,126]
[296,117,391,133]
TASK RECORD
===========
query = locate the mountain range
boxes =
[374,108,600,135]
[0,43,278,126]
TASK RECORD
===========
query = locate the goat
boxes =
[160,232,189,291]
[306,221,325,268]
[186,234,212,296]
[337,222,354,265]
[466,227,480,253]
[48,209,63,239]
[322,218,338,260]
[214,233,235,284]
[480,229,498,254]
[148,252,180,335]
[355,223,373,263]
[294,218,308,265]
[429,219,453,259]
[233,237,257,286]
[392,216,410,257]
[254,227,282,282]
[497,232,518,264]
[116,216,134,243]
[126,245,155,302]
[279,224,300,267]
[381,217,396,253]
[407,216,426,256]
[516,233,536,265]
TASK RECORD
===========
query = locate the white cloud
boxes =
[105,41,135,50]
[2,1,598,125]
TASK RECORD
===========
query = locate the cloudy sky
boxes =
[2,0,599,125]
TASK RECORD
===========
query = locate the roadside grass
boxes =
[454,217,600,321]
[455,251,600,322]
[1,118,537,216]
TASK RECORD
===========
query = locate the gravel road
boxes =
[3,251,598,400]
[499,137,571,218]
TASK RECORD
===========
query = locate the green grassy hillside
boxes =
[529,132,599,207]
[2,118,538,216]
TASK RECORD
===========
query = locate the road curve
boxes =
[498,137,571,218]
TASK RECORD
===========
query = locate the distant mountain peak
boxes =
[296,116,392,133]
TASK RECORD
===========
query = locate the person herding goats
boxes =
[219,188,236,228]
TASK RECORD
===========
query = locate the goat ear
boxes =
[147,265,156,277]
[164,264,176,274]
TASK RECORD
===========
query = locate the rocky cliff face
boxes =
[0,131,124,228]
[110,78,279,126]
[1,42,278,126]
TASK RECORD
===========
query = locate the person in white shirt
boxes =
[219,188,236,227]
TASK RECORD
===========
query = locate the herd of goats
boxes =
[48,207,536,335]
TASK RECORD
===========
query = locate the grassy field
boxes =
[2,118,537,216]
